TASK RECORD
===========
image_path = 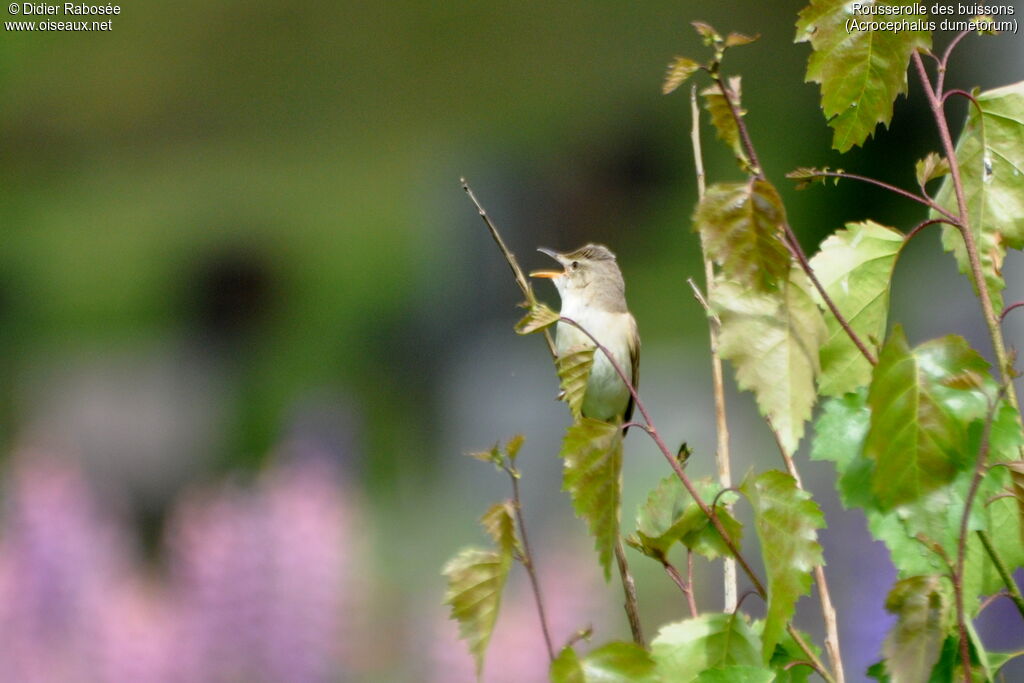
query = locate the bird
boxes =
[530,243,639,427]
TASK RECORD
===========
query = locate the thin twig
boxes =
[691,84,737,612]
[508,467,555,660]
[976,530,1024,619]
[614,538,646,647]
[462,178,557,358]
[712,74,762,174]
[937,30,972,93]
[1001,302,1024,323]
[905,217,954,244]
[662,557,699,618]
[798,170,958,222]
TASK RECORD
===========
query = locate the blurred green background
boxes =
[2,1,1023,680]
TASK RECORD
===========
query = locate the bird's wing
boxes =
[624,313,640,426]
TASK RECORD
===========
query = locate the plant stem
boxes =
[797,170,957,221]
[558,315,767,598]
[904,217,954,244]
[662,557,699,618]
[691,84,738,612]
[508,468,555,660]
[614,538,646,647]
[462,178,558,358]
[976,530,1024,620]
[911,53,1019,411]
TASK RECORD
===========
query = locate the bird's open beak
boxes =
[529,247,565,279]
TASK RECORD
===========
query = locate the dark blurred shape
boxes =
[553,110,677,249]
[188,249,275,343]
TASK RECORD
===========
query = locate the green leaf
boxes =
[915,152,950,188]
[694,666,775,682]
[701,77,748,164]
[560,418,623,580]
[630,475,741,561]
[810,389,874,509]
[766,625,819,683]
[936,81,1024,313]
[480,500,521,558]
[505,434,525,462]
[694,179,791,293]
[442,547,512,677]
[795,0,931,152]
[651,613,761,681]
[741,470,825,661]
[714,269,827,454]
[557,346,597,421]
[663,56,702,95]
[516,303,559,334]
[551,647,585,683]
[882,575,950,683]
[866,329,991,508]
[561,642,659,682]
[808,221,903,396]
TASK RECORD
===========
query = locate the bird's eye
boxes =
[571,261,579,270]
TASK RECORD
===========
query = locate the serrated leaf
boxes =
[713,269,827,454]
[651,613,761,681]
[795,0,931,152]
[442,547,512,677]
[916,152,950,188]
[516,303,559,335]
[740,470,825,661]
[480,501,521,558]
[631,475,741,561]
[560,418,623,579]
[866,328,992,508]
[695,666,775,682]
[808,220,903,396]
[936,81,1024,313]
[694,179,791,292]
[882,575,950,683]
[663,56,702,95]
[701,77,748,164]
[557,346,596,420]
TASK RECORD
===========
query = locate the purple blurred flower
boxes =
[0,454,133,682]
[165,455,356,682]
[0,451,362,682]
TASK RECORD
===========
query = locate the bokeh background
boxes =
[2,1,1023,680]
